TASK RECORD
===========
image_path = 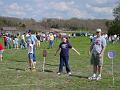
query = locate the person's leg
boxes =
[93,65,97,76]
[33,45,36,68]
[17,43,19,49]
[38,41,40,47]
[96,55,103,80]
[48,41,50,49]
[98,66,102,76]
[58,56,64,73]
[50,40,53,48]
[7,42,9,49]
[4,42,7,49]
[0,54,3,61]
[23,41,26,48]
[91,53,97,74]
[28,54,32,69]
[49,40,52,48]
[89,53,97,79]
[29,53,35,70]
[64,56,71,73]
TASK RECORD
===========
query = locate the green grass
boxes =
[0,37,120,90]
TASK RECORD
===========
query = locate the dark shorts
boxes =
[28,53,33,60]
[91,53,103,66]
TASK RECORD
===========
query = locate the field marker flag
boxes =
[108,50,116,86]
[108,51,116,59]
[42,49,47,72]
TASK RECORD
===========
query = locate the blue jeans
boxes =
[20,39,26,48]
[7,42,11,49]
[33,45,36,62]
[59,55,71,73]
[48,40,54,48]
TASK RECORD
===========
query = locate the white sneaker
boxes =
[68,72,72,75]
[96,76,102,80]
[57,72,61,75]
[88,74,96,80]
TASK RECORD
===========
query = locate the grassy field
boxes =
[0,37,120,90]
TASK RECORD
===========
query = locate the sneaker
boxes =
[68,72,72,75]
[96,76,102,80]
[88,74,96,80]
[57,72,61,75]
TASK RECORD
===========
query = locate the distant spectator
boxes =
[3,35,7,49]
[0,43,4,61]
[14,36,19,49]
[6,35,12,49]
[36,32,40,48]
[89,35,93,43]
[73,33,76,38]
[20,33,26,49]
[48,33,54,49]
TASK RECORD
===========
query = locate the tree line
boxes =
[0,16,110,33]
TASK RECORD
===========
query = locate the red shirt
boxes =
[0,43,4,50]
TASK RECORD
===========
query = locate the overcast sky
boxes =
[0,0,118,20]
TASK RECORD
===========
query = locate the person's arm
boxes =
[89,43,93,54]
[72,47,80,55]
[89,37,94,55]
[100,47,106,56]
[100,38,107,56]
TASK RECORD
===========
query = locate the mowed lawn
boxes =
[0,37,120,90]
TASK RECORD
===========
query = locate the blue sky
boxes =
[0,0,118,20]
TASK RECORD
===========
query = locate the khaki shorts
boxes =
[91,53,103,66]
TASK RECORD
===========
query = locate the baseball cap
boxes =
[96,28,102,32]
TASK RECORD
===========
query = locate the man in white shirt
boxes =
[88,29,107,80]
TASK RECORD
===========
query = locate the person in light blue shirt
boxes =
[88,29,106,80]
[27,30,38,69]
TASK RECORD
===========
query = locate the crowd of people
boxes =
[0,28,119,81]
[1,31,60,50]
[89,33,120,44]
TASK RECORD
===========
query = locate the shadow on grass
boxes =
[15,60,26,62]
[44,69,53,72]
[8,67,25,71]
[45,63,58,67]
[70,74,88,79]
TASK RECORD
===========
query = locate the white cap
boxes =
[96,28,102,32]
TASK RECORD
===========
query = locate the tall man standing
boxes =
[88,29,106,80]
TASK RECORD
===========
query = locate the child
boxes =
[14,36,19,49]
[55,37,80,75]
[0,43,4,61]
[27,40,35,71]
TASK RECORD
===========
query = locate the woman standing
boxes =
[55,37,80,75]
